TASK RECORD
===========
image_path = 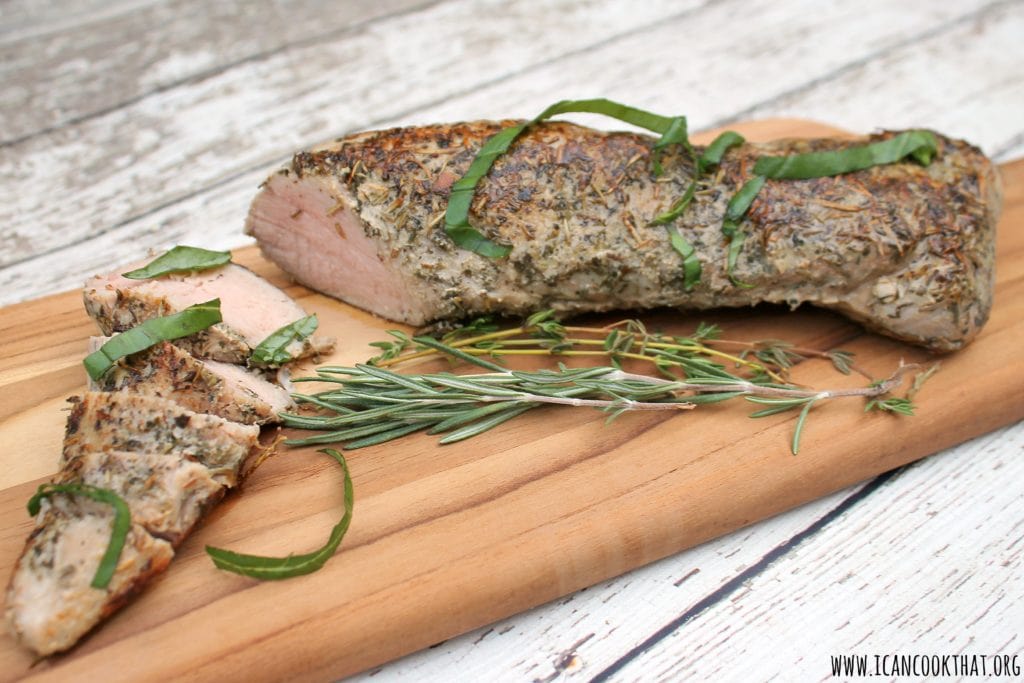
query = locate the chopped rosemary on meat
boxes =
[121,245,231,279]
[283,311,931,455]
[446,100,942,295]
[650,130,746,288]
[250,314,319,366]
[445,98,700,258]
[721,130,940,283]
[205,448,353,580]
[27,484,131,589]
[83,299,223,380]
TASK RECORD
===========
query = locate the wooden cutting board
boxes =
[1,121,1022,681]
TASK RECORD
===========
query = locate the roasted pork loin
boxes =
[6,395,263,655]
[7,273,301,656]
[246,121,1001,351]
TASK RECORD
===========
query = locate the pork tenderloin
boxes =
[246,120,1001,351]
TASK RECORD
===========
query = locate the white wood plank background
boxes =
[2,1,1022,680]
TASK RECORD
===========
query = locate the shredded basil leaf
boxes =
[121,246,231,279]
[649,178,697,227]
[699,131,745,172]
[83,299,222,380]
[650,114,692,177]
[28,483,131,589]
[650,129,744,287]
[445,98,696,258]
[725,175,767,224]
[723,227,755,289]
[721,130,938,288]
[665,225,701,290]
[250,314,318,366]
[721,176,765,288]
[205,448,353,580]
[753,130,939,179]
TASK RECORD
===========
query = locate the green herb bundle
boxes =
[284,312,929,456]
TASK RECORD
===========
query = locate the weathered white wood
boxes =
[995,133,1024,162]
[0,0,700,298]
[612,423,1024,682]
[0,1,153,41]
[727,0,1024,161]
[0,0,429,143]
[0,0,1001,306]
[387,0,1008,134]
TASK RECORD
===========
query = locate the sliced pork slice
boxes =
[56,450,225,546]
[62,392,260,488]
[83,262,334,365]
[5,495,174,656]
[88,338,292,424]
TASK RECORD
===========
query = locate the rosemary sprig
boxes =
[285,313,927,455]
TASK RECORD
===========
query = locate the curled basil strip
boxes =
[83,299,223,380]
[649,175,698,226]
[725,175,767,224]
[250,314,318,366]
[651,130,746,287]
[28,483,131,589]
[445,98,697,258]
[699,130,746,172]
[753,130,939,179]
[121,246,231,280]
[721,176,766,289]
[666,225,701,291]
[205,448,354,580]
[722,130,938,288]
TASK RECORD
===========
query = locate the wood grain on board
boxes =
[0,120,1022,681]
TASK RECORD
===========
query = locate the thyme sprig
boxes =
[285,312,928,454]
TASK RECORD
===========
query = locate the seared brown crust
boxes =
[63,392,259,487]
[4,497,174,656]
[259,120,1001,351]
[90,341,284,424]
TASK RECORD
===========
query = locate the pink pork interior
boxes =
[245,172,428,325]
[87,262,310,346]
